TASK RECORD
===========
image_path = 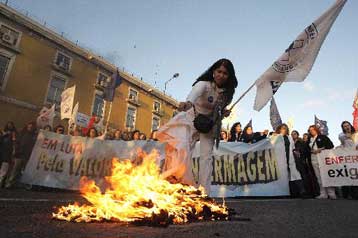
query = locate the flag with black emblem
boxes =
[254,0,347,111]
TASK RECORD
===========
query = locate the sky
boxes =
[4,0,358,144]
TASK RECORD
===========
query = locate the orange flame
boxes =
[52,149,228,225]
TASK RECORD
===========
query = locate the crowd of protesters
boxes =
[1,117,358,200]
[218,120,358,200]
[0,117,158,189]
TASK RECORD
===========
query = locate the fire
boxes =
[52,149,229,226]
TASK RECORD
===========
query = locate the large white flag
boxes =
[254,0,346,111]
[60,85,76,119]
[36,104,55,129]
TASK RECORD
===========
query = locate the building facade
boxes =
[0,3,178,136]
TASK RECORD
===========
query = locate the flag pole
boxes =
[105,101,113,133]
[229,81,256,111]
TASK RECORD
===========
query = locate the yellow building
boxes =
[0,3,178,137]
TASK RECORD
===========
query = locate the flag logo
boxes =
[270,81,282,94]
[273,23,318,73]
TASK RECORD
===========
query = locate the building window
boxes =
[152,116,160,131]
[153,101,161,112]
[96,72,109,87]
[172,110,178,118]
[92,92,104,117]
[0,54,10,87]
[0,24,20,47]
[125,106,136,129]
[55,51,72,71]
[128,88,138,101]
[46,75,66,108]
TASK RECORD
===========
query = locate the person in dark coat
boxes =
[228,122,242,142]
[5,122,37,188]
[0,122,17,187]
[240,125,268,144]
[291,130,318,197]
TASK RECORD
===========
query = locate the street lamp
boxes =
[164,73,179,95]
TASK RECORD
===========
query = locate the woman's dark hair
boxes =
[43,125,52,131]
[229,122,242,140]
[86,127,98,137]
[121,131,129,141]
[242,126,253,136]
[54,125,65,134]
[150,130,158,140]
[21,121,36,134]
[275,123,289,135]
[291,130,299,136]
[341,121,356,134]
[193,58,238,104]
[139,133,147,140]
[4,121,16,132]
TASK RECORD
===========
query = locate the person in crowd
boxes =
[121,131,130,141]
[220,130,228,141]
[43,125,52,131]
[132,130,140,141]
[0,122,17,187]
[229,122,242,142]
[73,127,82,137]
[54,125,65,134]
[338,121,358,199]
[86,127,98,139]
[240,125,268,144]
[149,130,158,141]
[275,124,305,198]
[291,130,318,197]
[157,58,237,194]
[113,129,122,140]
[302,131,320,196]
[103,130,114,140]
[338,121,358,149]
[5,122,37,188]
[308,125,336,199]
[302,133,310,143]
[139,133,147,140]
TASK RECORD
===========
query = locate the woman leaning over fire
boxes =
[157,58,238,195]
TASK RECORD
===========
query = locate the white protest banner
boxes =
[193,139,290,197]
[60,85,76,120]
[21,130,166,190]
[317,147,358,187]
[22,130,290,197]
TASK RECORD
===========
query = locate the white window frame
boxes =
[0,22,22,48]
[125,104,137,130]
[128,87,139,101]
[54,50,72,72]
[153,100,161,112]
[0,48,16,91]
[91,89,105,118]
[151,115,160,131]
[43,71,68,108]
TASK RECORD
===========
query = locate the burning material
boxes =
[52,149,229,226]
